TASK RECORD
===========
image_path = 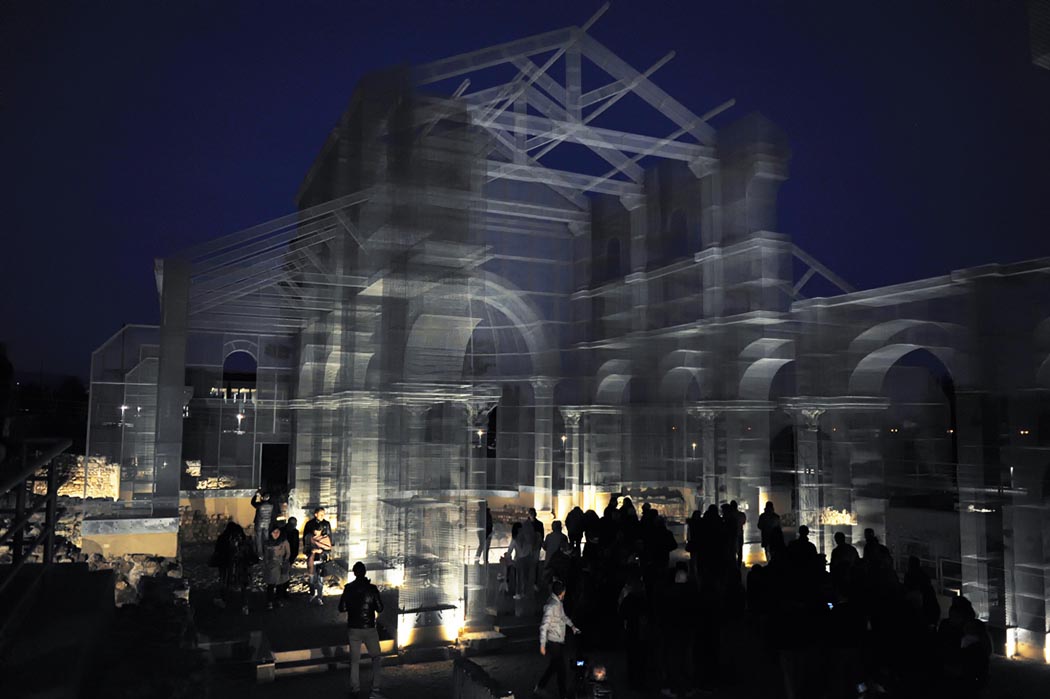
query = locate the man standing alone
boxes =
[535,579,580,699]
[339,561,385,698]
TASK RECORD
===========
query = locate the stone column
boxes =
[955,390,1007,625]
[346,393,382,560]
[532,379,556,514]
[561,409,582,506]
[465,398,496,630]
[793,407,826,553]
[689,407,721,510]
[152,257,190,517]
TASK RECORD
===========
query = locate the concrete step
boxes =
[457,630,508,656]
[257,638,398,682]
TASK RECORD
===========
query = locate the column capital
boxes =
[530,377,558,393]
[465,399,498,423]
[800,407,825,430]
[401,402,433,418]
[688,405,720,422]
[560,408,582,428]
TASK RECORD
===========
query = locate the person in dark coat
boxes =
[209,521,252,615]
[339,561,385,697]
[263,525,290,609]
[757,501,781,562]
[280,516,299,599]
[565,506,585,553]
[251,490,275,556]
[474,502,493,564]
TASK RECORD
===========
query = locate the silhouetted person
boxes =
[474,502,493,564]
[830,531,859,591]
[509,521,535,600]
[582,509,601,553]
[757,501,781,562]
[862,527,891,571]
[542,521,570,588]
[536,579,579,699]
[280,516,299,598]
[938,595,991,698]
[209,521,251,615]
[730,500,746,567]
[686,509,703,579]
[786,525,818,569]
[698,505,725,579]
[339,561,385,698]
[565,506,585,552]
[263,525,290,610]
[903,555,941,630]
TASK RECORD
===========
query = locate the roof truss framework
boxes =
[413,5,731,206]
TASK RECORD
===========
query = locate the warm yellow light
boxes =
[397,615,414,648]
[819,507,858,526]
[1006,628,1017,658]
[561,435,567,444]
[477,429,484,438]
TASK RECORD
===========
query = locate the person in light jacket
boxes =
[535,579,580,699]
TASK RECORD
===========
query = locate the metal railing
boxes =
[0,438,72,599]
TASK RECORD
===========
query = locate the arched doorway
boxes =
[855,346,961,593]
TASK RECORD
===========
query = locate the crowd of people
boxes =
[207,490,330,614]
[514,497,992,699]
[206,490,994,698]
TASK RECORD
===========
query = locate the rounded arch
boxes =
[738,358,795,401]
[222,349,257,381]
[222,339,259,363]
[403,272,559,383]
[739,337,793,362]
[849,343,960,395]
[1037,355,1050,389]
[848,319,965,357]
[659,367,704,402]
[596,375,632,405]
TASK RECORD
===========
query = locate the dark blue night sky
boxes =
[2,1,1048,379]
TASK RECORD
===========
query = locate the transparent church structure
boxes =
[87,12,1050,658]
